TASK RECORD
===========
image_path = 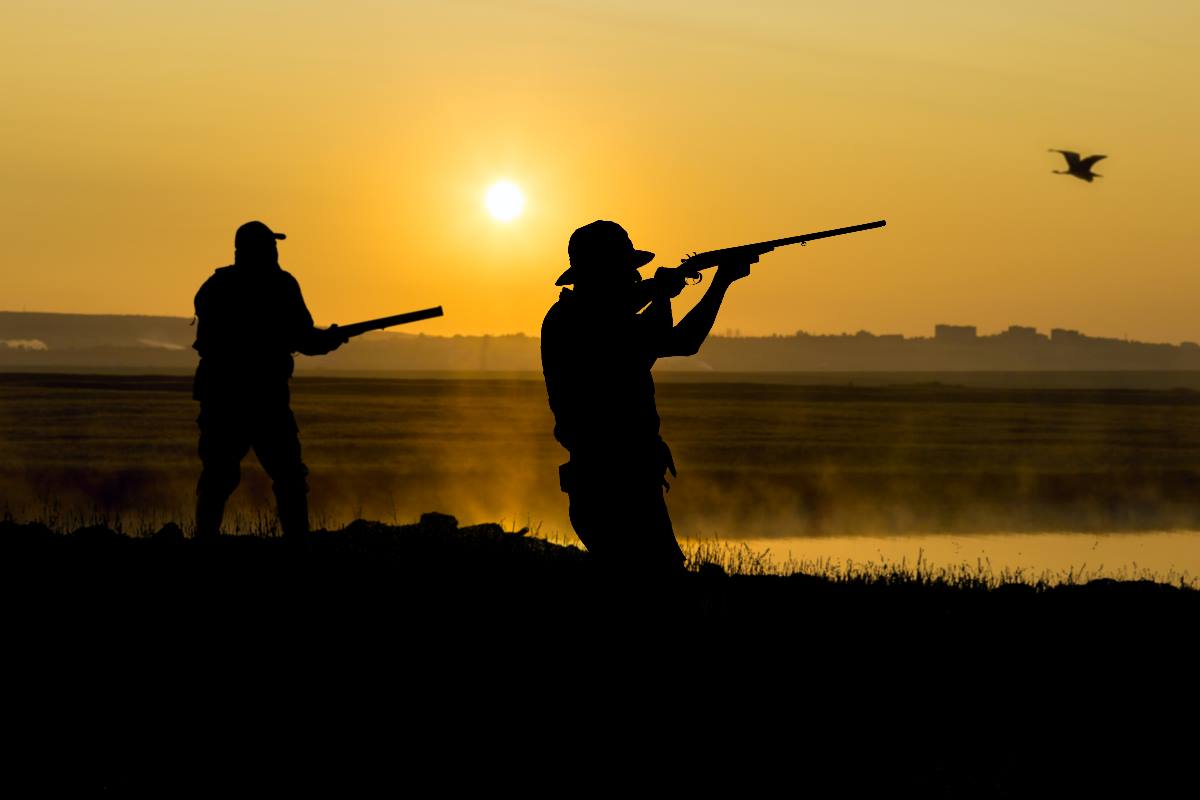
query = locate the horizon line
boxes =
[1,309,1196,348]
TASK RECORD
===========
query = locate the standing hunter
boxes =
[192,221,348,539]
[541,221,755,573]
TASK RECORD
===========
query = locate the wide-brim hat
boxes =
[555,220,655,286]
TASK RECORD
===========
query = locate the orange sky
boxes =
[2,1,1198,340]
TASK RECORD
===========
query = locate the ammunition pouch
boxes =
[558,462,576,495]
[559,437,678,495]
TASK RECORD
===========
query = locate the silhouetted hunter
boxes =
[192,221,348,539]
[541,221,755,572]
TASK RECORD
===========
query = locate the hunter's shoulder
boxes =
[195,265,235,301]
[202,264,236,283]
[272,268,302,290]
[541,289,576,331]
[541,301,562,333]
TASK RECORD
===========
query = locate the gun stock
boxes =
[334,306,444,339]
[674,219,886,279]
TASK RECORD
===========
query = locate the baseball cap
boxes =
[235,220,287,249]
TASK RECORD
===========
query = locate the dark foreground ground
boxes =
[4,516,1197,795]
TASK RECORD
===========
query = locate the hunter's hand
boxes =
[325,324,350,352]
[652,267,688,299]
[714,255,757,285]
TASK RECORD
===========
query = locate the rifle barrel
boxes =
[337,306,444,338]
[680,219,886,272]
[754,219,886,250]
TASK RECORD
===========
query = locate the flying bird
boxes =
[1049,149,1106,182]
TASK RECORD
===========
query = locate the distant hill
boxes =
[4,311,1200,373]
[0,311,542,372]
[0,312,197,370]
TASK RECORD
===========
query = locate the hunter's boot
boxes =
[195,465,238,540]
[194,491,226,540]
[276,485,310,540]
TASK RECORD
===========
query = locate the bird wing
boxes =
[1078,155,1107,170]
[1049,149,1082,168]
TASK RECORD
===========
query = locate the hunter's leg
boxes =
[254,406,310,538]
[195,405,249,539]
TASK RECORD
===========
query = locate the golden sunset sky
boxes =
[2,1,1198,340]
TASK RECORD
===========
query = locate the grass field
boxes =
[5,372,1200,541]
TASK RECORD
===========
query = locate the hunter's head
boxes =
[234,220,286,267]
[556,220,654,299]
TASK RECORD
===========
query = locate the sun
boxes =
[485,180,525,222]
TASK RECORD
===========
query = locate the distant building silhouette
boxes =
[935,324,977,342]
[1001,325,1044,342]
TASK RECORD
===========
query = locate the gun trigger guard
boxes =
[687,274,703,286]
[800,241,806,246]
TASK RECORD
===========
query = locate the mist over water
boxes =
[3,373,1200,578]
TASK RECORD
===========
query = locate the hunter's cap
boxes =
[235,220,287,249]
[555,220,655,286]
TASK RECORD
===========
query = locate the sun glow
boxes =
[484,180,525,222]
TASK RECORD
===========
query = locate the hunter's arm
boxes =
[630,279,663,313]
[658,259,754,357]
[290,277,346,356]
